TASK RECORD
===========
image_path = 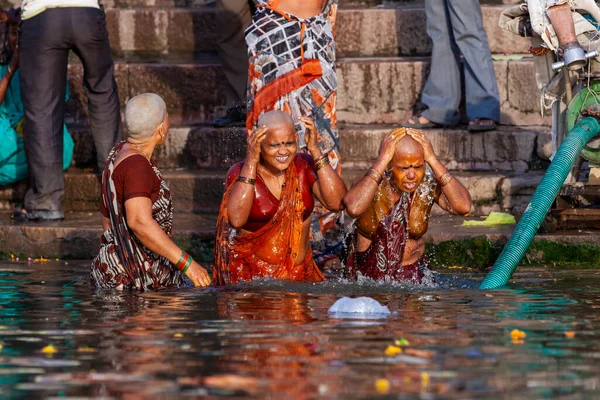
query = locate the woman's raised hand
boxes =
[246,125,268,166]
[185,261,212,287]
[406,128,436,164]
[299,116,320,156]
[377,128,406,165]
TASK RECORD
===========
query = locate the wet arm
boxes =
[343,157,387,218]
[428,157,472,215]
[226,163,257,228]
[311,152,347,212]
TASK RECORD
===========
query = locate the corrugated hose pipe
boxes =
[479,117,600,289]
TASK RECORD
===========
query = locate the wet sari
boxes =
[344,170,439,283]
[214,160,325,285]
[245,0,341,258]
[91,142,184,291]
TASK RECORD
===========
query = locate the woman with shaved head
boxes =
[343,128,471,283]
[91,93,211,291]
[214,110,347,285]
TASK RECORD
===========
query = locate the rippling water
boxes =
[0,261,599,399]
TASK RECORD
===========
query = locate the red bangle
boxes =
[176,252,190,271]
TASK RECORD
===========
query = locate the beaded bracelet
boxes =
[236,176,256,185]
[314,156,330,171]
[365,168,383,185]
[438,172,454,187]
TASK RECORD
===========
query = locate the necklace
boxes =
[127,141,150,160]
[259,165,285,188]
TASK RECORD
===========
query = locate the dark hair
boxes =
[0,8,20,66]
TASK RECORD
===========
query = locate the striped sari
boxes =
[245,0,342,259]
[91,142,184,291]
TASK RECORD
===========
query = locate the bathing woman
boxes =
[343,128,472,283]
[213,110,347,285]
[91,94,211,290]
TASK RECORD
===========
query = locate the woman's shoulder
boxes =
[227,161,245,177]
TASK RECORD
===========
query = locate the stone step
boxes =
[68,124,551,171]
[66,57,549,129]
[1,211,597,266]
[0,166,547,217]
[102,6,529,60]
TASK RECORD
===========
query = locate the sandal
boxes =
[468,118,497,132]
[400,115,440,129]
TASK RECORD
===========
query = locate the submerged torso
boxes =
[355,167,440,264]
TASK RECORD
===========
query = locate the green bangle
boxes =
[181,256,193,274]
[175,251,186,269]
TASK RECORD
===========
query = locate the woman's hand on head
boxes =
[185,261,212,287]
[299,116,320,157]
[246,125,268,166]
[377,128,405,165]
[407,129,436,164]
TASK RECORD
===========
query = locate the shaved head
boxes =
[257,110,295,133]
[125,93,167,140]
[394,135,423,161]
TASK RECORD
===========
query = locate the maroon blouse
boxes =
[100,155,161,218]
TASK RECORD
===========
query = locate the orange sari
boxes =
[214,162,325,285]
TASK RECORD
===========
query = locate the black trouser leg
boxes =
[71,7,122,171]
[20,9,70,212]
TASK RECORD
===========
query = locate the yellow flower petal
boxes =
[375,378,390,394]
[510,329,526,340]
[174,333,183,338]
[42,345,57,354]
[384,345,402,356]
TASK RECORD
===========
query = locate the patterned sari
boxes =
[245,0,341,256]
[344,170,439,283]
[91,142,184,291]
[214,161,325,285]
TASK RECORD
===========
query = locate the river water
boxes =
[0,261,599,399]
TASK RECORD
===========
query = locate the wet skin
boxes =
[249,127,314,266]
[355,150,435,266]
[276,0,324,19]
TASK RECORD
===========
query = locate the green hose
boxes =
[478,117,600,289]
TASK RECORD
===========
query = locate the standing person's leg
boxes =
[19,10,70,219]
[447,0,500,130]
[213,0,252,126]
[420,0,462,127]
[71,6,122,171]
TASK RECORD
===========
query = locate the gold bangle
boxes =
[365,168,382,185]
[236,176,256,185]
[314,152,329,165]
[314,156,330,171]
[438,172,453,187]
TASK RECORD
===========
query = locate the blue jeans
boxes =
[421,0,500,126]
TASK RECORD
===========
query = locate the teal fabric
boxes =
[0,62,74,186]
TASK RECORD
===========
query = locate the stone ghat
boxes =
[66,57,549,129]
[100,6,528,59]
[0,123,551,216]
[2,212,598,267]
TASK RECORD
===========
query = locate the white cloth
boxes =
[21,0,99,20]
